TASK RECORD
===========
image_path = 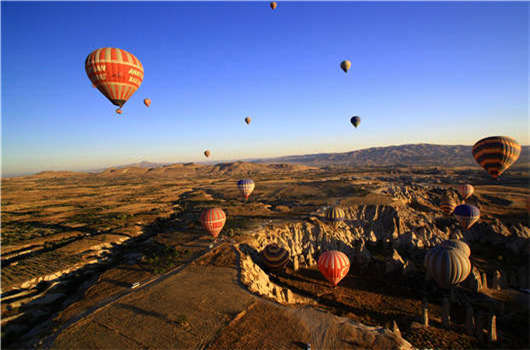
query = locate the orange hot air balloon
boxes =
[270,1,277,10]
[457,184,474,200]
[200,208,226,239]
[318,250,350,286]
[245,117,251,125]
[85,48,144,110]
[144,98,151,107]
[116,109,123,115]
[204,150,211,158]
[472,136,521,180]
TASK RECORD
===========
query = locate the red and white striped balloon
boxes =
[457,184,474,200]
[318,250,350,286]
[200,208,226,238]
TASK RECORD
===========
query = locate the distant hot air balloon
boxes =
[440,195,456,215]
[441,239,471,258]
[85,48,144,111]
[340,60,351,73]
[237,179,255,200]
[424,245,471,289]
[116,109,123,115]
[245,117,251,125]
[472,136,521,180]
[318,250,350,286]
[200,208,226,239]
[261,244,289,271]
[325,206,345,228]
[204,150,211,158]
[270,1,277,10]
[453,204,480,230]
[457,184,474,200]
[144,98,151,107]
[350,116,361,128]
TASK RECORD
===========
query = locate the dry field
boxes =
[1,162,528,349]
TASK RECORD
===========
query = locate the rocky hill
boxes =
[254,143,530,168]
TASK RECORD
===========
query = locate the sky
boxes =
[2,1,528,176]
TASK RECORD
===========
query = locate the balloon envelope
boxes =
[453,204,480,230]
[204,150,211,158]
[340,60,351,73]
[144,98,151,107]
[326,206,345,226]
[200,208,226,238]
[441,239,471,257]
[245,117,251,125]
[472,136,521,179]
[424,245,471,289]
[270,1,277,9]
[262,244,289,271]
[440,195,456,215]
[318,250,350,286]
[457,184,474,200]
[237,179,255,200]
[85,48,144,109]
[350,116,361,128]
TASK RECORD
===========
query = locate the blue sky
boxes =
[2,1,528,176]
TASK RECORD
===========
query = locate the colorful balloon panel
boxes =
[472,136,521,179]
[200,208,226,238]
[425,245,471,289]
[237,179,255,200]
[440,239,471,257]
[318,250,350,286]
[85,48,144,108]
[262,244,289,271]
[326,206,345,225]
[453,204,480,230]
[440,195,456,215]
[340,60,351,73]
[457,184,474,200]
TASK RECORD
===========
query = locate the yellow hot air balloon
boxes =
[472,136,521,180]
[340,60,351,73]
[270,2,277,10]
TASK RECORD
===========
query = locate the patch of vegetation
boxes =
[1,222,63,245]
[141,243,188,274]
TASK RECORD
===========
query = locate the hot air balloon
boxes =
[261,244,289,271]
[204,150,211,158]
[441,239,471,258]
[245,117,251,125]
[116,109,123,115]
[457,184,474,200]
[270,1,277,10]
[440,195,456,215]
[325,206,345,228]
[85,48,144,111]
[340,60,351,73]
[350,116,361,128]
[144,98,151,107]
[318,250,350,286]
[453,204,480,230]
[424,245,471,289]
[472,136,521,180]
[200,208,226,239]
[237,179,255,200]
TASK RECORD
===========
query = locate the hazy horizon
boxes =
[3,1,528,176]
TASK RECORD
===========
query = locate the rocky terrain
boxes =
[1,153,528,349]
